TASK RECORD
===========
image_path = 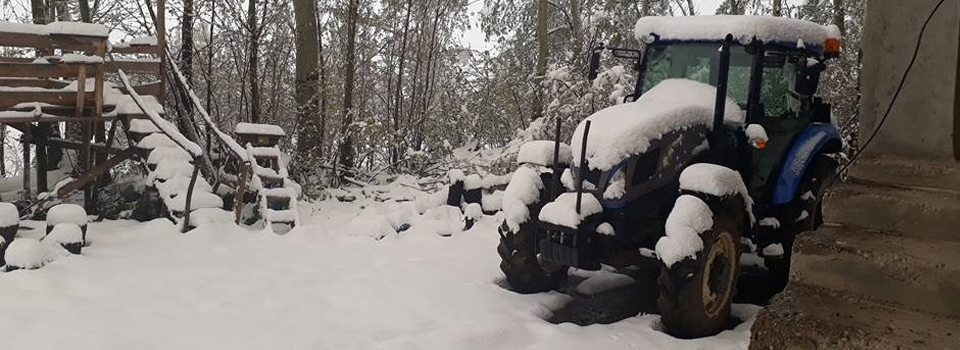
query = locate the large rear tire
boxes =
[657,193,745,339]
[765,155,838,288]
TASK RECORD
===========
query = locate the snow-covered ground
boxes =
[0,192,758,350]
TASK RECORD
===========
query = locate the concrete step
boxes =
[823,179,960,242]
[750,282,960,350]
[789,226,960,318]
[848,155,960,193]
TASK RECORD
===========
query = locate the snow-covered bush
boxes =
[5,238,45,271]
[47,204,89,244]
[0,202,18,243]
[44,223,84,254]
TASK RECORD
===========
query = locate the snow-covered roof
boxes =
[634,16,840,49]
[571,78,744,171]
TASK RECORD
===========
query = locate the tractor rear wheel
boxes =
[657,193,745,339]
[765,154,838,288]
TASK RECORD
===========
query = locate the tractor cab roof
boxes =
[634,15,841,54]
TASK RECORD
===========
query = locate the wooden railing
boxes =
[164,49,252,224]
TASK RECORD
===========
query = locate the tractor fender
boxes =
[771,123,841,205]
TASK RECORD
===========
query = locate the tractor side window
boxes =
[760,63,798,117]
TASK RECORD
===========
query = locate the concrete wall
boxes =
[859,0,959,161]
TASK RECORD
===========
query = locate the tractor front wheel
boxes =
[498,220,567,293]
[657,193,745,339]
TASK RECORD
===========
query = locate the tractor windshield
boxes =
[641,43,799,117]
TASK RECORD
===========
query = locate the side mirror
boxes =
[587,44,604,81]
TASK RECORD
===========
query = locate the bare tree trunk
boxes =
[535,0,548,119]
[338,0,360,181]
[206,0,215,114]
[180,0,195,85]
[640,0,650,17]
[391,0,413,167]
[316,12,328,160]
[772,0,783,16]
[832,0,846,36]
[78,0,92,22]
[293,0,321,174]
[686,0,695,15]
[247,0,261,123]
[571,0,582,64]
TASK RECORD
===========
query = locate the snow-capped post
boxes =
[551,116,562,199]
[576,120,592,214]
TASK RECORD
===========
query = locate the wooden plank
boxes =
[0,91,96,109]
[110,45,160,55]
[2,103,115,117]
[0,32,52,51]
[75,65,87,117]
[132,81,162,97]
[41,138,126,155]
[0,32,106,53]
[47,34,108,53]
[104,60,161,75]
[158,0,166,106]
[0,78,70,89]
[0,115,116,123]
[56,147,137,198]
[0,63,81,78]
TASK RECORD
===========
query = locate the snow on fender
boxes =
[656,195,714,268]
[678,163,755,224]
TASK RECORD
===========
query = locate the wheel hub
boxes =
[702,231,736,318]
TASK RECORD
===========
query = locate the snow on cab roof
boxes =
[635,15,840,49]
[571,78,744,171]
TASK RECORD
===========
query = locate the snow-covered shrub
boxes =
[0,202,18,243]
[44,223,84,254]
[5,238,45,271]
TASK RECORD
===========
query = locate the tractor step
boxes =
[790,226,960,318]
[823,179,960,243]
[750,281,960,350]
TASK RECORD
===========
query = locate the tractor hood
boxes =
[571,79,744,171]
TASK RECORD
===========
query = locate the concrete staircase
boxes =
[750,156,960,350]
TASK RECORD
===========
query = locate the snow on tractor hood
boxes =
[571,78,744,171]
[635,15,841,50]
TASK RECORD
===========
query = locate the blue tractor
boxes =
[497,16,844,338]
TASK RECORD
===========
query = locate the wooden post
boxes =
[36,123,48,194]
[234,162,249,224]
[181,159,201,233]
[74,65,86,117]
[22,125,31,198]
[157,0,166,105]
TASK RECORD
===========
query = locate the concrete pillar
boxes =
[859,0,959,161]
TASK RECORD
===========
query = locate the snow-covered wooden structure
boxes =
[0,0,298,233]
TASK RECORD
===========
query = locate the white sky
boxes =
[459,0,803,51]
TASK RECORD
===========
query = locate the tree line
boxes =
[0,0,863,194]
